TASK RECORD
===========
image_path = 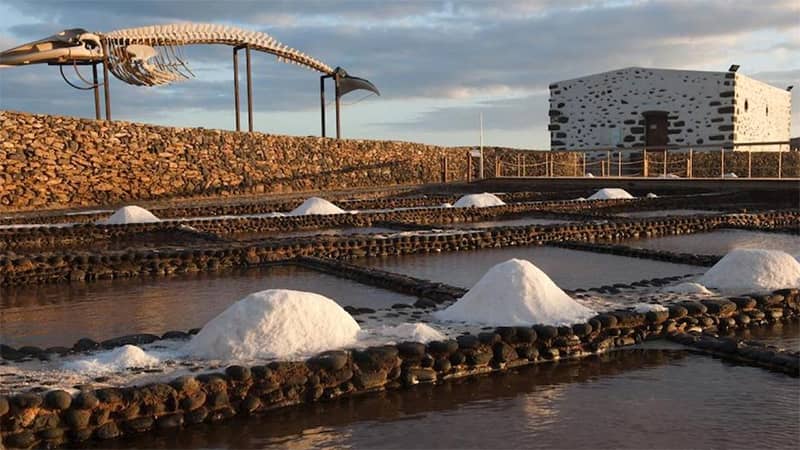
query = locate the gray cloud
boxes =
[1,0,797,144]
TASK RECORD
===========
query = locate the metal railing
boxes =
[489,141,795,180]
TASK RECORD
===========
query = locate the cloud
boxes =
[0,0,797,144]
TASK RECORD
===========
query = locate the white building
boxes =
[548,67,791,151]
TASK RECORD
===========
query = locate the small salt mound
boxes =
[183,289,360,360]
[99,206,160,224]
[646,192,659,198]
[724,172,738,178]
[633,303,669,313]
[441,202,453,208]
[434,259,595,326]
[699,249,800,293]
[453,193,506,208]
[662,282,712,295]
[588,188,634,200]
[289,197,346,216]
[65,345,159,373]
[369,323,445,343]
[585,173,595,178]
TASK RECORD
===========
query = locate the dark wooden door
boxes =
[643,112,668,148]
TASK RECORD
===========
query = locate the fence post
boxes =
[643,149,648,177]
[522,153,526,177]
[720,148,725,179]
[618,151,622,177]
[495,158,501,178]
[662,149,667,177]
[748,151,752,178]
[778,151,782,179]
[582,153,586,176]
[688,148,693,178]
[574,154,578,177]
[551,153,556,177]
[441,154,448,183]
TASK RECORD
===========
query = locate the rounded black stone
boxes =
[456,334,479,350]
[0,395,9,416]
[594,314,618,328]
[185,406,209,424]
[427,340,459,355]
[478,332,501,345]
[72,338,100,352]
[95,421,121,440]
[307,351,349,371]
[433,357,452,372]
[494,327,517,342]
[397,341,427,359]
[157,412,185,429]
[533,325,559,340]
[225,365,252,381]
[63,408,91,429]
[6,431,36,448]
[73,391,99,410]
[12,393,42,409]
[161,330,191,340]
[44,390,72,410]
[449,351,466,366]
[514,327,537,343]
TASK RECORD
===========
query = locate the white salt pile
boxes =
[288,197,346,216]
[662,282,713,295]
[646,192,659,198]
[368,323,445,344]
[434,258,595,326]
[65,345,159,373]
[453,193,506,208]
[183,289,360,360]
[98,206,160,224]
[588,188,634,200]
[699,249,800,293]
[724,172,739,178]
[585,173,595,177]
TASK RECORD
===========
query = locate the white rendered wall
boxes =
[548,67,736,151]
[733,73,791,151]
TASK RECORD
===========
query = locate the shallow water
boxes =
[231,226,397,240]
[615,209,721,218]
[626,229,800,255]
[732,321,800,351]
[0,265,415,348]
[87,348,800,449]
[360,246,702,289]
[447,217,568,229]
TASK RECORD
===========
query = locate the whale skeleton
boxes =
[0,23,379,137]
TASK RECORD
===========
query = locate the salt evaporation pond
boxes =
[0,265,415,348]
[362,246,702,290]
[231,226,396,240]
[627,229,800,255]
[84,348,799,449]
[615,209,721,218]
[447,216,569,229]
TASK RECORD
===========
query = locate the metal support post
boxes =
[618,151,622,177]
[245,46,253,132]
[720,148,725,178]
[334,72,342,139]
[320,76,327,137]
[778,151,782,179]
[663,149,667,177]
[233,48,240,131]
[92,62,100,120]
[101,40,111,120]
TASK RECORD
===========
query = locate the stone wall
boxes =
[0,111,478,212]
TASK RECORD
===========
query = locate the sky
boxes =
[0,0,797,148]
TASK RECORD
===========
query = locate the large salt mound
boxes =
[183,289,360,360]
[453,193,506,208]
[588,188,634,200]
[434,259,595,326]
[289,197,346,216]
[99,206,160,224]
[699,249,800,293]
[65,345,159,373]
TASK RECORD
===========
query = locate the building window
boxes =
[745,99,749,112]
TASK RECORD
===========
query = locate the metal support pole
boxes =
[748,151,752,178]
[101,40,111,120]
[442,154,448,183]
[496,158,501,178]
[335,72,342,139]
[688,148,693,178]
[320,76,326,137]
[245,46,253,132]
[663,149,667,177]
[522,153,526,177]
[545,153,550,177]
[720,148,725,178]
[618,151,622,177]
[92,62,100,120]
[517,154,522,177]
[778,151,782,179]
[233,48,240,131]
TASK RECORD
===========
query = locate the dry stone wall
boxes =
[0,111,474,212]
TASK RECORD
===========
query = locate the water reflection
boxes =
[88,349,800,449]
[626,229,800,256]
[0,265,415,347]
